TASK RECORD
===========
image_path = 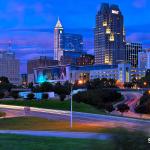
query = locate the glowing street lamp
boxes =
[78,79,84,85]
[70,79,84,128]
[144,82,147,86]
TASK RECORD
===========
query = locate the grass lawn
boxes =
[0,134,113,150]
[0,117,109,132]
[0,100,106,114]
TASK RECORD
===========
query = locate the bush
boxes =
[42,93,49,100]
[11,91,19,100]
[59,94,66,101]
[27,93,35,100]
[117,104,129,115]
[105,104,115,112]
[0,112,6,117]
[0,92,4,99]
[73,89,122,110]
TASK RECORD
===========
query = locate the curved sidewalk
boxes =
[0,130,111,140]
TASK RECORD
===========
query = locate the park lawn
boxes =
[0,134,113,150]
[0,117,109,132]
[0,100,106,114]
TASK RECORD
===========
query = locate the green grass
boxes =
[0,134,113,150]
[0,100,105,114]
[0,117,110,132]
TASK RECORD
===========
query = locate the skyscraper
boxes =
[54,18,83,62]
[54,18,64,61]
[125,42,142,68]
[94,3,125,65]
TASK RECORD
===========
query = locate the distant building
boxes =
[21,74,28,86]
[125,42,142,68]
[60,51,83,65]
[76,54,95,66]
[94,3,125,65]
[54,18,83,61]
[34,63,146,84]
[27,56,58,83]
[138,49,150,69]
[0,51,20,85]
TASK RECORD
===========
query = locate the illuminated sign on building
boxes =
[112,10,119,15]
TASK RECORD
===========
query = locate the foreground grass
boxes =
[0,100,106,114]
[0,117,109,132]
[0,134,113,150]
[0,117,149,150]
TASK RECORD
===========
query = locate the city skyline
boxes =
[0,0,150,73]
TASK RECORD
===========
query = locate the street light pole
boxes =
[70,84,73,128]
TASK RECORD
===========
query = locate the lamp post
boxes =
[70,84,73,128]
[70,79,84,128]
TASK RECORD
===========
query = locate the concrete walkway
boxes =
[0,130,112,140]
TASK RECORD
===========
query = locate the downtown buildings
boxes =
[32,3,148,85]
[0,51,20,85]
[54,18,83,62]
[33,3,145,85]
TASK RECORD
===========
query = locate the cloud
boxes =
[126,32,150,47]
[133,0,147,8]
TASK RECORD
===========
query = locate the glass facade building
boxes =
[94,3,125,65]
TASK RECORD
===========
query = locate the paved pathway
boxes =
[0,130,111,140]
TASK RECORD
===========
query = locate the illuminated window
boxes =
[109,33,114,41]
[106,27,111,34]
[103,21,107,27]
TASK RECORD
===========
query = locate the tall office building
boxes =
[54,18,83,62]
[94,3,125,65]
[125,42,142,68]
[0,51,20,85]
[54,18,64,61]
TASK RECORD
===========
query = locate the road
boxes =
[112,92,150,120]
[0,104,150,133]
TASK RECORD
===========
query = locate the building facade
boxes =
[34,63,146,84]
[76,54,95,66]
[138,49,150,69]
[125,42,142,68]
[54,18,83,61]
[27,56,58,83]
[94,3,125,65]
[0,51,20,85]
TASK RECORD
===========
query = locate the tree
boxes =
[40,82,53,92]
[0,92,4,99]
[117,104,130,115]
[54,82,67,101]
[60,94,66,101]
[28,82,34,89]
[11,91,19,100]
[27,93,35,100]
[42,93,49,100]
[0,76,9,84]
[105,104,115,113]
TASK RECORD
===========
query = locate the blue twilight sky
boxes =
[0,0,150,73]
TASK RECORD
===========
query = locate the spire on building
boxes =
[55,17,63,29]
